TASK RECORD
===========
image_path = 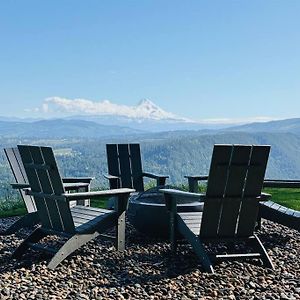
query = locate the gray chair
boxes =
[105,143,169,191]
[161,144,274,273]
[1,147,93,235]
[12,145,134,269]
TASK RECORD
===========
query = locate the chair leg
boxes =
[0,212,39,236]
[177,216,214,273]
[12,227,47,259]
[256,212,262,231]
[187,177,199,193]
[48,213,119,269]
[157,177,167,186]
[252,234,274,269]
[47,232,99,270]
[116,211,126,251]
[169,211,178,252]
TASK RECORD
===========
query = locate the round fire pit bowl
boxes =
[127,186,203,238]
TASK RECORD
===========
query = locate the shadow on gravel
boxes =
[0,249,50,273]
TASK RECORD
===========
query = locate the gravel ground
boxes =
[0,217,299,300]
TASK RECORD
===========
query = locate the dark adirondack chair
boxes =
[161,144,274,273]
[105,143,169,192]
[1,147,93,236]
[11,145,134,269]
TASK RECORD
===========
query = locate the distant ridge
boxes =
[0,119,144,138]
[1,117,300,138]
[226,118,300,135]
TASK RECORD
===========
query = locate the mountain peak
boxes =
[138,98,157,107]
[135,99,184,121]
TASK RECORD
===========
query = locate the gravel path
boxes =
[0,217,299,299]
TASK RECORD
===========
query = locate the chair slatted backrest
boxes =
[200,144,270,238]
[106,144,144,192]
[4,147,36,213]
[18,145,75,233]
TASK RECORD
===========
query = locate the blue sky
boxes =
[0,1,300,121]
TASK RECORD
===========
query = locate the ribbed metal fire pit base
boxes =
[127,187,203,238]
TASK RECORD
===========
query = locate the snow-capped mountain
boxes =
[133,99,188,121]
[27,97,203,131]
[40,97,189,122]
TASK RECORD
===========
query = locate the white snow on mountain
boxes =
[36,97,190,121]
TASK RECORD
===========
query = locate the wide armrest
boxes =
[160,188,205,200]
[143,172,169,186]
[184,175,209,180]
[160,188,204,212]
[11,183,30,189]
[142,172,169,179]
[25,188,134,201]
[104,174,121,189]
[263,179,300,188]
[63,188,135,201]
[12,182,91,191]
[63,182,90,191]
[62,177,94,183]
[104,174,120,180]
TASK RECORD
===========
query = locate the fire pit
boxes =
[127,187,203,238]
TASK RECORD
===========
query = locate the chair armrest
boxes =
[160,188,204,212]
[63,188,135,201]
[25,188,134,200]
[11,182,91,191]
[160,188,205,200]
[104,174,120,180]
[11,183,30,189]
[184,175,209,180]
[104,174,120,189]
[63,182,90,191]
[62,177,94,184]
[142,172,169,179]
[143,172,169,186]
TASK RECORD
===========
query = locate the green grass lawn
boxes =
[0,201,27,218]
[90,197,108,209]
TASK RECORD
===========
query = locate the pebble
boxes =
[0,218,299,299]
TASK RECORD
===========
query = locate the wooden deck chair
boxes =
[105,143,169,192]
[11,145,134,269]
[1,147,93,236]
[161,144,274,273]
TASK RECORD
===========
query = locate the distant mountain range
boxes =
[227,118,300,135]
[0,99,236,132]
[0,116,300,138]
[0,97,299,137]
[0,119,144,138]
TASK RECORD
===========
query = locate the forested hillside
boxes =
[1,131,300,201]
